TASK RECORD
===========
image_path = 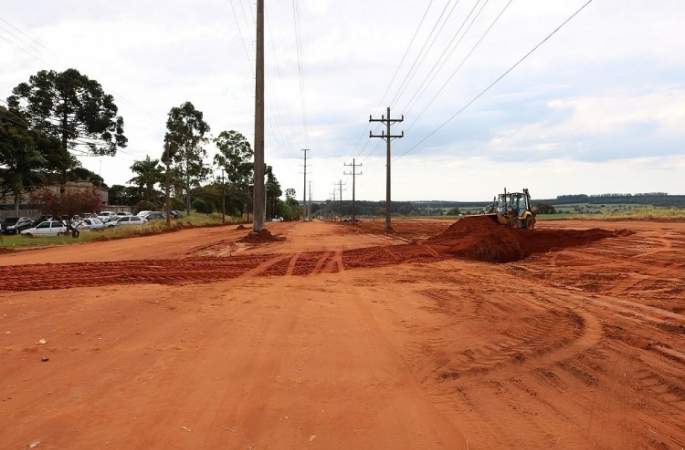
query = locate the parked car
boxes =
[170,210,182,219]
[21,220,68,237]
[2,217,34,235]
[32,215,54,226]
[143,211,166,220]
[97,211,119,223]
[115,211,133,218]
[106,216,148,228]
[74,217,105,231]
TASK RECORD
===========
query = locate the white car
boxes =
[21,220,68,237]
[74,217,105,231]
[97,211,118,223]
[136,210,151,217]
[106,216,148,228]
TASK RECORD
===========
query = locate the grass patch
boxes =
[541,206,685,221]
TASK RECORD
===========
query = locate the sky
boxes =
[1,0,684,202]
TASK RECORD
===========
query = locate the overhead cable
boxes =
[398,0,595,159]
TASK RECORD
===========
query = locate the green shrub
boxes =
[192,198,214,214]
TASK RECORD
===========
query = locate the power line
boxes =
[398,0,595,160]
[292,0,309,149]
[388,0,461,109]
[401,0,493,115]
[404,0,511,132]
[0,16,46,50]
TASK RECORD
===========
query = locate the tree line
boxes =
[0,68,301,220]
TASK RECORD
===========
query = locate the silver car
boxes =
[74,217,106,231]
[106,216,148,228]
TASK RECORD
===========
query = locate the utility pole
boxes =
[370,107,403,232]
[221,168,226,224]
[308,180,313,220]
[336,180,346,219]
[164,143,171,228]
[301,148,309,221]
[252,0,265,233]
[344,158,362,221]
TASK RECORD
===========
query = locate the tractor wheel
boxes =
[525,216,535,230]
[505,216,518,228]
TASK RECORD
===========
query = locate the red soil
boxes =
[237,228,285,243]
[2,219,684,450]
[426,215,628,262]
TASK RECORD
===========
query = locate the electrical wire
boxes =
[388,0,460,109]
[292,0,309,150]
[404,0,511,132]
[397,0,595,160]
[401,0,492,116]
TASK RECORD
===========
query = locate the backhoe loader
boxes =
[476,188,537,229]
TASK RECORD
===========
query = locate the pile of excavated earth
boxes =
[425,215,629,263]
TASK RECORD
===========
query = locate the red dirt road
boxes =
[2,218,685,449]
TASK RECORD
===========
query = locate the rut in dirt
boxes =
[0,218,629,291]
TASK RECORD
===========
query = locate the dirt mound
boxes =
[238,228,285,243]
[426,216,628,263]
[236,224,247,230]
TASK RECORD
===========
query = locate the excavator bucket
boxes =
[462,213,502,226]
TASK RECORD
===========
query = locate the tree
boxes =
[265,165,282,220]
[0,106,47,213]
[214,130,254,218]
[536,202,557,215]
[67,166,106,187]
[108,184,139,206]
[129,156,163,204]
[30,188,102,238]
[163,102,210,216]
[7,68,127,185]
[283,188,300,221]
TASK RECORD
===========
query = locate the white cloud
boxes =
[1,0,684,201]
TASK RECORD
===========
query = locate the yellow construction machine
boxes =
[477,188,537,229]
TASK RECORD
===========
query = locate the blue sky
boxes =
[1,0,683,201]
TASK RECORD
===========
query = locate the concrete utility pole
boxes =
[308,180,313,220]
[301,148,309,221]
[221,168,226,224]
[252,0,265,233]
[344,158,362,221]
[165,143,171,228]
[370,107,403,232]
[335,180,346,218]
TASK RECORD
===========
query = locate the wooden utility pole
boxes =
[252,0,265,233]
[370,107,403,232]
[336,180,346,218]
[344,158,362,221]
[301,148,309,220]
